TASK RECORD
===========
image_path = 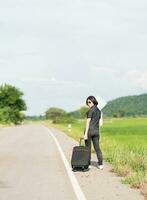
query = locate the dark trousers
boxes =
[85,135,103,165]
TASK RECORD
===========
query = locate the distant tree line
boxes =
[25,115,45,121]
[44,106,89,124]
[25,106,89,124]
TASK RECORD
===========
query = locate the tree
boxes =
[45,107,66,123]
[45,107,76,123]
[0,84,27,124]
[79,106,88,119]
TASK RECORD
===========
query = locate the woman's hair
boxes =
[86,96,98,106]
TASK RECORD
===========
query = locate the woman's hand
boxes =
[84,133,88,140]
[84,118,91,140]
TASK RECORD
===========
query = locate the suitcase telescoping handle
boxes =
[79,138,85,146]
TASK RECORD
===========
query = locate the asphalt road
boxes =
[0,124,77,200]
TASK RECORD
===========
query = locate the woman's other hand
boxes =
[84,133,88,140]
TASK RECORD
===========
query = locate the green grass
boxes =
[101,118,147,188]
[44,118,147,189]
[0,123,11,127]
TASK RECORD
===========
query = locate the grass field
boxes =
[100,118,147,189]
[45,118,147,190]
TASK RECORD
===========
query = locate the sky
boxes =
[0,0,147,115]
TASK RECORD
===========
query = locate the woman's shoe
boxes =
[98,165,103,170]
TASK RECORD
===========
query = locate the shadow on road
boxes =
[0,181,10,188]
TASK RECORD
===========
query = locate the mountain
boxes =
[102,93,147,117]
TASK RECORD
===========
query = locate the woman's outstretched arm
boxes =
[84,118,91,140]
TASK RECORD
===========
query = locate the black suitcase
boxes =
[71,138,90,171]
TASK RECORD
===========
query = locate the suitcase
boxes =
[71,138,90,171]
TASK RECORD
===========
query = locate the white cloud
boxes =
[125,70,142,84]
[123,70,147,91]
[19,76,83,89]
[137,72,147,90]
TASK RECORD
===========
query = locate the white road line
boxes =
[43,126,87,200]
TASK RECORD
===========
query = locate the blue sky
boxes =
[0,0,147,115]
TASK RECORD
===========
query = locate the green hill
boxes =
[102,93,147,117]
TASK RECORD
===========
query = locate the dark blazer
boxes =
[86,105,101,136]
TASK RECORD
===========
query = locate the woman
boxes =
[84,96,103,169]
